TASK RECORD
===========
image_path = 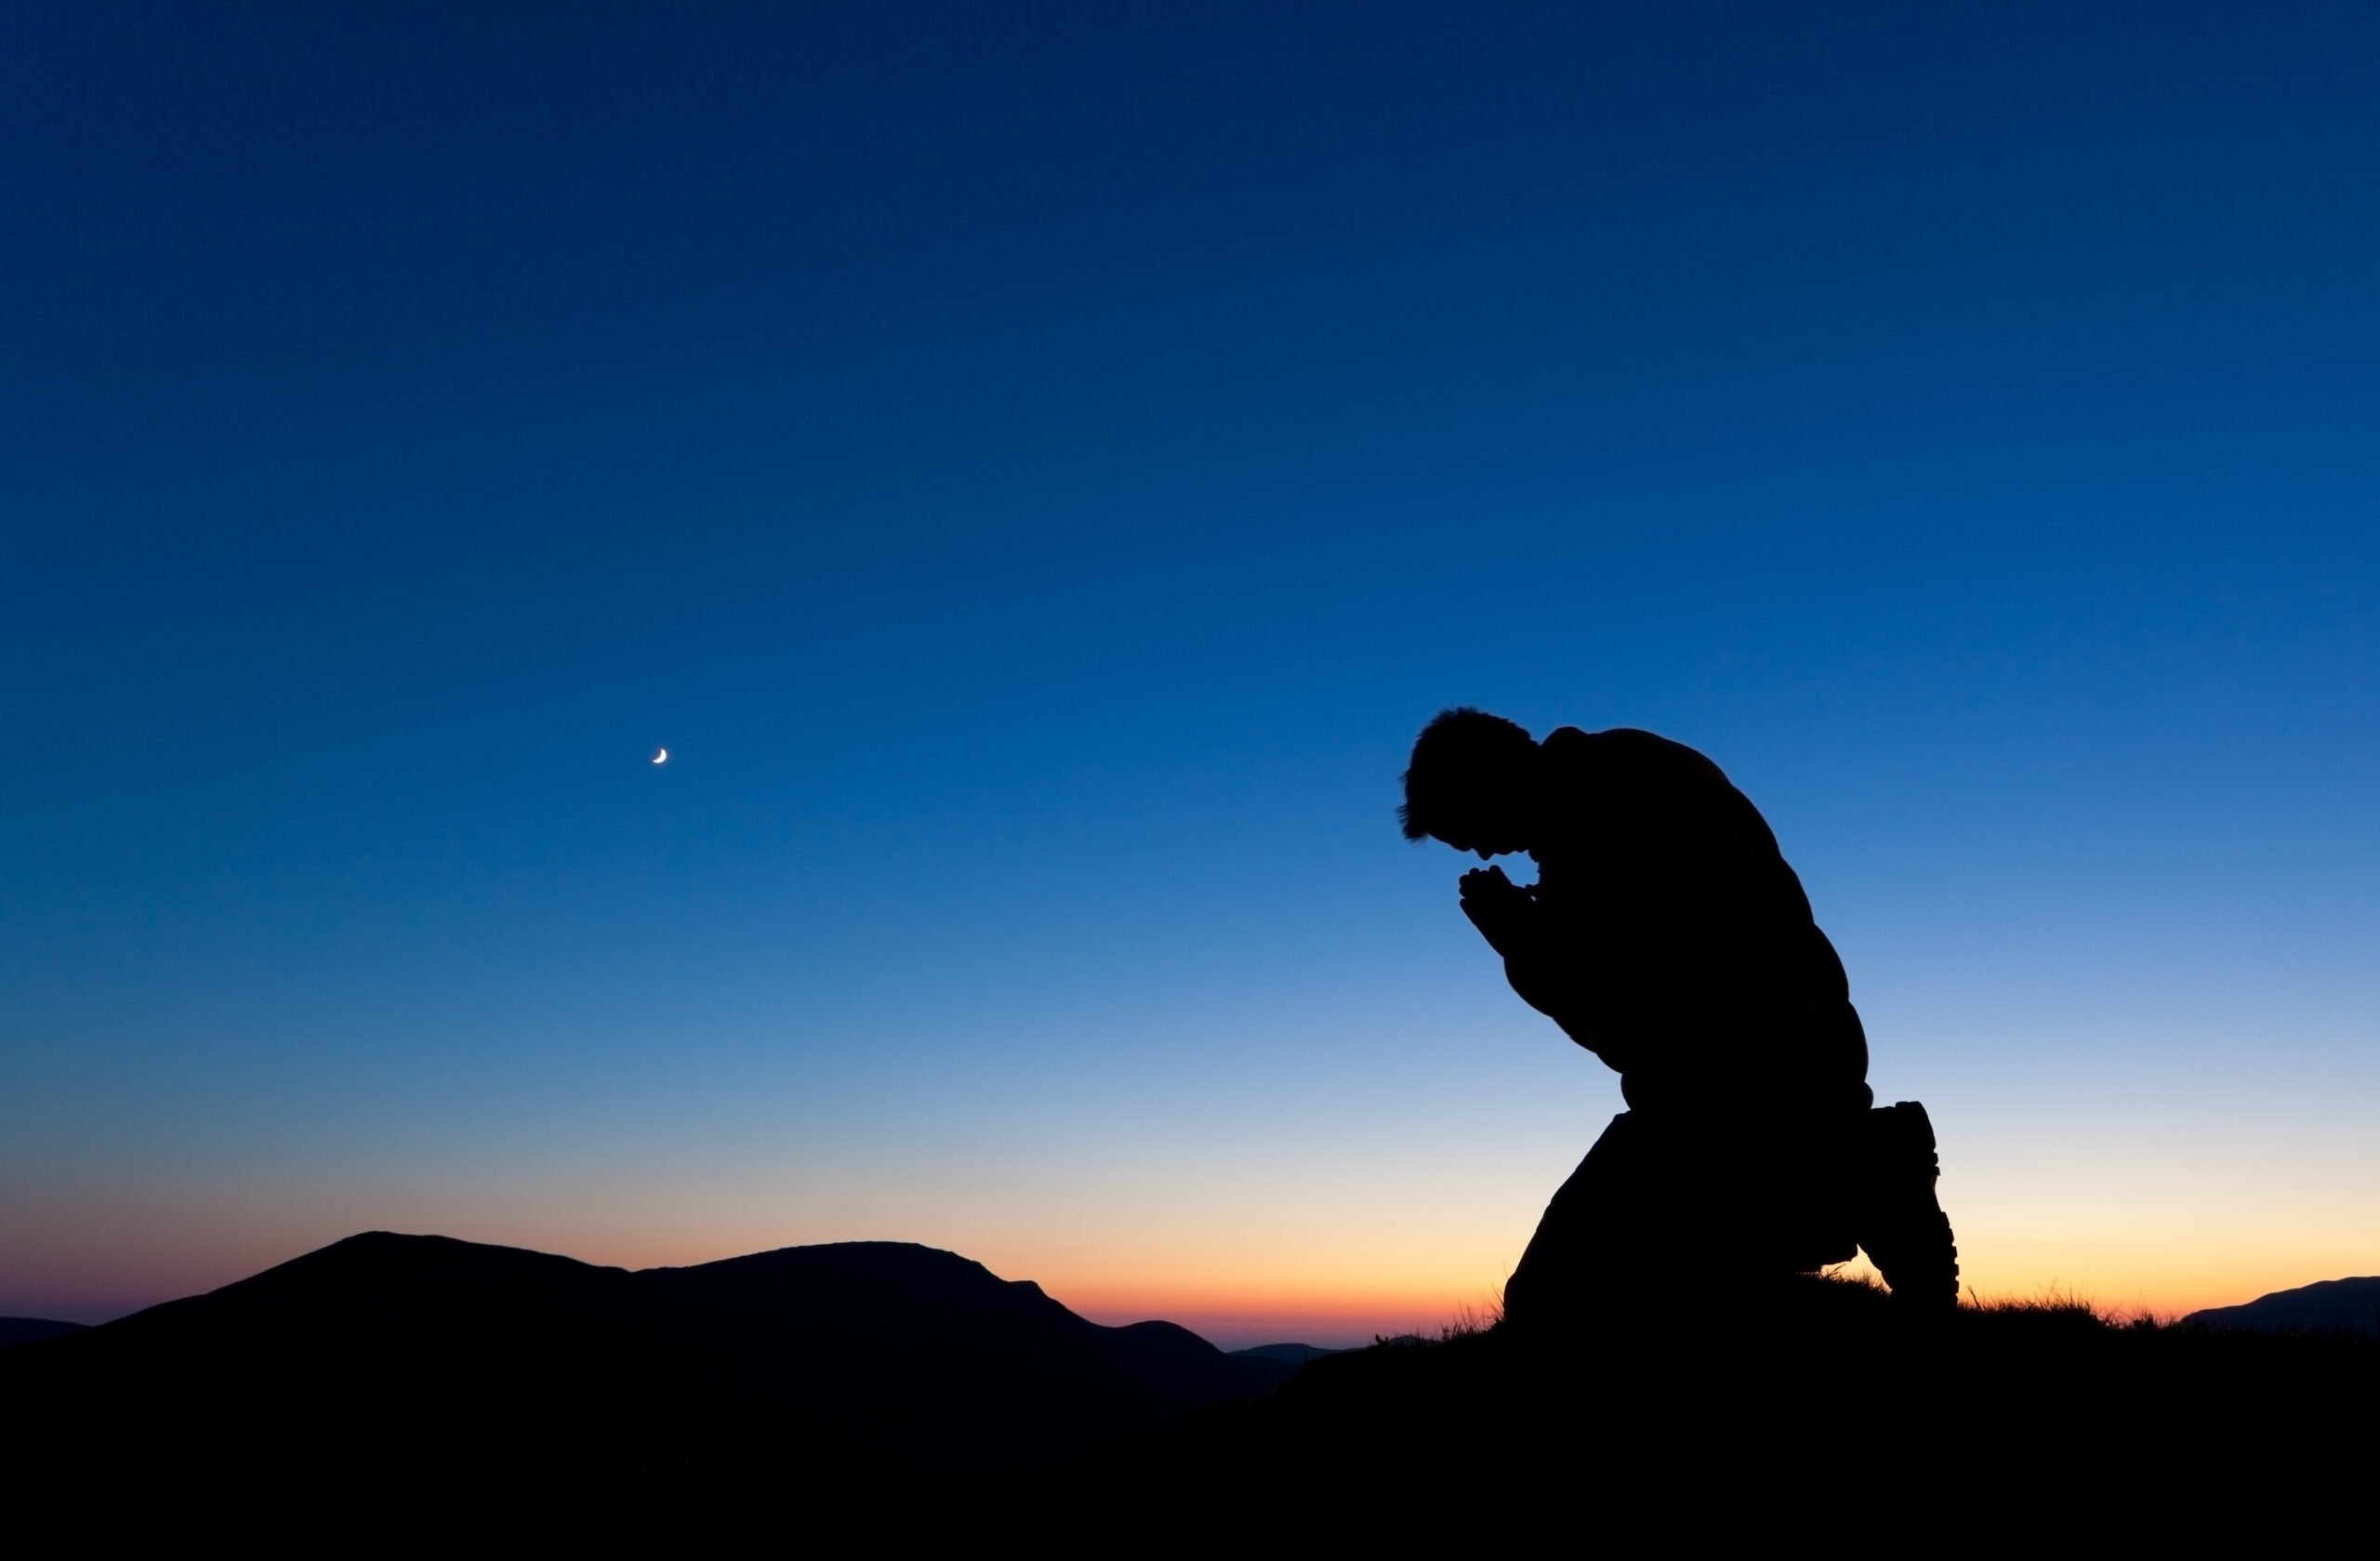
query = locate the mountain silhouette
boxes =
[1230,1342,1343,1366]
[0,1317,86,1351]
[2187,1275,2380,1337]
[0,1231,1289,1514]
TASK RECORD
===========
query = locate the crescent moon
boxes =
[653,747,668,764]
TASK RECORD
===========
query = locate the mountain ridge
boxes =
[0,1230,1294,1489]
[0,1317,86,1351]
[2185,1275,2380,1337]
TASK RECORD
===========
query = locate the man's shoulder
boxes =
[1544,725,1725,779]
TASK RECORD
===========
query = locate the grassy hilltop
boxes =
[1062,1275,2379,1538]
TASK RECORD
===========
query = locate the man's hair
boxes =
[1398,707,1537,841]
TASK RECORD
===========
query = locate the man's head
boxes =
[1398,708,1543,857]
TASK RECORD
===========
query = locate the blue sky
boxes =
[5,2,2377,1338]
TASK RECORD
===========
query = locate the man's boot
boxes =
[1856,1101,1960,1311]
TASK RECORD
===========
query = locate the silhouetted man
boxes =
[1400,709,1958,1319]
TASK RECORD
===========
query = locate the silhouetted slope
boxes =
[0,1318,86,1351]
[2187,1275,2380,1337]
[0,1232,1289,1508]
[1069,1277,2380,1536]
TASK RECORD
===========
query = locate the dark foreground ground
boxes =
[1063,1278,2380,1540]
[7,1245,2373,1541]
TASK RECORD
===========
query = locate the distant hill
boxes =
[0,1231,1293,1506]
[2186,1276,2380,1337]
[1230,1343,1343,1366]
[0,1317,86,1351]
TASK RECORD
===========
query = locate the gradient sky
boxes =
[6,2,2377,1345]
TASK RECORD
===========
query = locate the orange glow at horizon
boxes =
[6,1221,2362,1341]
[6,1123,2372,1341]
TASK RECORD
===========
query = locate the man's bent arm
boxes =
[1501,946,1608,1064]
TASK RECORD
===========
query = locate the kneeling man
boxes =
[1399,708,1958,1317]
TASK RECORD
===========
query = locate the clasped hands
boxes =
[1458,864,1540,959]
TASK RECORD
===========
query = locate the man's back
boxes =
[1522,727,1871,1118]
